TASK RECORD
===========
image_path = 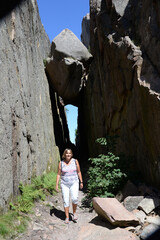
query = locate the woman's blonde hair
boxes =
[62,148,73,159]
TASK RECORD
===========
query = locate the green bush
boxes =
[87,137,127,200]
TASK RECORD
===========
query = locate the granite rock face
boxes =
[81,13,90,49]
[79,0,160,187]
[45,29,92,106]
[0,0,62,210]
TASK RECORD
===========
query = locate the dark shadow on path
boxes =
[89,216,116,230]
[50,206,72,221]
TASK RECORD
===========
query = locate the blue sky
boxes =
[37,0,89,143]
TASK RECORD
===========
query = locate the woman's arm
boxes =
[56,162,61,192]
[76,160,83,189]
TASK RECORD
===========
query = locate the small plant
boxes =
[41,171,57,194]
[96,136,118,152]
[43,59,47,67]
[86,136,127,204]
[11,183,45,214]
[88,45,91,53]
[75,128,79,143]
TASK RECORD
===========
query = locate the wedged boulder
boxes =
[111,0,130,17]
[46,29,92,106]
[92,197,139,227]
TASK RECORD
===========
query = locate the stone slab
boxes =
[93,197,139,227]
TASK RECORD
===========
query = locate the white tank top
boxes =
[61,158,79,186]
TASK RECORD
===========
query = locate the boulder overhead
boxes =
[46,29,92,106]
[52,28,92,62]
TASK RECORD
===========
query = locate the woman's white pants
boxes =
[61,181,79,207]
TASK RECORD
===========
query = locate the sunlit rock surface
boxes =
[81,13,90,49]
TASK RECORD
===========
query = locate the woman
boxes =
[56,148,83,224]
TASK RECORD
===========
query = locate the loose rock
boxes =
[132,209,146,224]
[145,216,160,226]
[124,196,144,212]
[92,197,139,227]
[140,223,160,239]
[138,197,160,214]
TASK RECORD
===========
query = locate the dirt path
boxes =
[15,190,139,240]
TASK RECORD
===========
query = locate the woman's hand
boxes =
[56,185,59,192]
[80,182,83,189]
[56,164,61,193]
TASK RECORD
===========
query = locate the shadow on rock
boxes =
[89,216,116,230]
[50,206,72,221]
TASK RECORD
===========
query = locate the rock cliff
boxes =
[81,13,90,49]
[80,0,160,187]
[0,0,66,210]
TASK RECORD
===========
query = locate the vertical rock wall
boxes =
[80,0,160,187]
[0,0,60,210]
[81,13,90,49]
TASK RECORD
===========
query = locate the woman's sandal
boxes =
[72,214,78,221]
[64,218,69,224]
